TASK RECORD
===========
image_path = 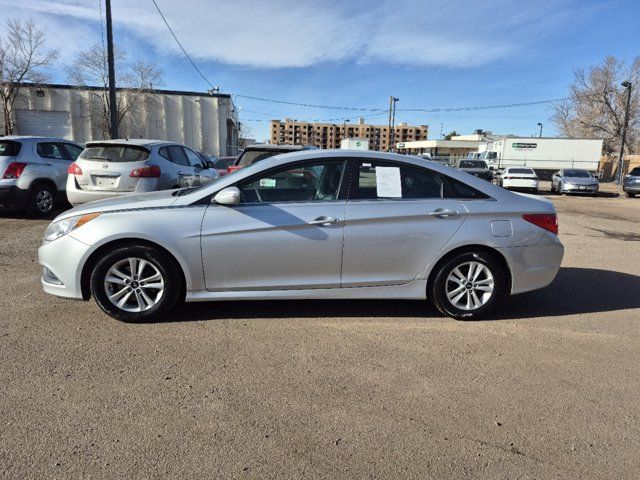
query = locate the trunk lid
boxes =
[73,143,151,192]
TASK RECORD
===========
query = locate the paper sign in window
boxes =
[259,178,276,188]
[375,166,402,198]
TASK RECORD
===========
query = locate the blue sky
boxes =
[2,0,639,142]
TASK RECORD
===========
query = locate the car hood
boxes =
[54,189,180,220]
[564,177,598,185]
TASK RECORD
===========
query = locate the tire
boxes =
[430,250,508,320]
[626,191,636,198]
[26,183,55,217]
[90,245,182,322]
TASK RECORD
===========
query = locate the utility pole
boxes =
[387,96,399,152]
[342,119,350,142]
[537,122,543,138]
[618,81,632,186]
[105,0,118,139]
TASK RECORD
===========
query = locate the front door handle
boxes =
[428,208,459,218]
[309,216,340,226]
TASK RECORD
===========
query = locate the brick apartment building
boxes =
[270,117,428,151]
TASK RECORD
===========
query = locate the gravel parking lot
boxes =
[2,187,639,479]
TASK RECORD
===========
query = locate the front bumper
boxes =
[562,183,599,194]
[623,182,640,193]
[38,233,92,299]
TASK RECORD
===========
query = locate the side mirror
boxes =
[212,186,240,206]
[205,160,215,169]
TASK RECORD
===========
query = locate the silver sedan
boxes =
[39,150,564,322]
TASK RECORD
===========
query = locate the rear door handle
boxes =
[309,216,340,226]
[428,208,459,218]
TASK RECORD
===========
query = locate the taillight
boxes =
[523,214,558,235]
[3,162,27,179]
[67,162,83,175]
[227,165,242,173]
[130,165,161,178]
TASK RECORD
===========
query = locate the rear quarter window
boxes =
[0,141,21,156]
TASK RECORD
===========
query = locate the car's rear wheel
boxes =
[626,191,636,198]
[430,251,507,320]
[90,245,182,322]
[26,183,55,217]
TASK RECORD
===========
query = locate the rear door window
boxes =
[0,141,22,156]
[353,161,443,200]
[37,142,68,160]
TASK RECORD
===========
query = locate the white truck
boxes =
[340,138,369,151]
[474,137,603,177]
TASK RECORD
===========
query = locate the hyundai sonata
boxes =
[39,150,564,322]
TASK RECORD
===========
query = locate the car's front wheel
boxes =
[90,245,182,322]
[430,251,507,320]
[626,191,636,198]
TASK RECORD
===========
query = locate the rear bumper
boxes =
[66,176,158,206]
[503,179,538,190]
[0,182,28,206]
[500,233,564,295]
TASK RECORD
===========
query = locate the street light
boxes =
[537,122,543,138]
[618,81,632,185]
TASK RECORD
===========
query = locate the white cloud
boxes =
[0,0,578,69]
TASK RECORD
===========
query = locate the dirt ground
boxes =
[1,186,639,479]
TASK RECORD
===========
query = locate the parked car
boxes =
[39,150,563,323]
[0,136,83,217]
[499,166,539,193]
[550,169,599,195]
[227,144,316,174]
[456,159,493,182]
[623,167,640,198]
[66,139,219,206]
[213,156,237,176]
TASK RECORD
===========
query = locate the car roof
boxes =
[242,144,315,152]
[0,135,77,143]
[85,138,175,148]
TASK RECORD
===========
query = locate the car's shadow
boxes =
[0,206,69,220]
[162,267,640,323]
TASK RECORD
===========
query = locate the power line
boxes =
[150,0,215,89]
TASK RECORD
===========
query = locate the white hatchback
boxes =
[499,167,539,194]
[66,139,219,206]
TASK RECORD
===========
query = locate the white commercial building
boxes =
[2,83,240,156]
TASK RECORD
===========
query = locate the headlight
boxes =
[43,212,101,242]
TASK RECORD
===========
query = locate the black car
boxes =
[229,144,317,173]
[457,160,493,182]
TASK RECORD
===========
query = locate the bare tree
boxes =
[552,56,640,154]
[237,121,252,149]
[0,18,58,135]
[66,44,163,138]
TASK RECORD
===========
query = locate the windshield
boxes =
[176,157,269,196]
[564,169,591,178]
[0,140,22,157]
[80,144,150,162]
[459,160,487,169]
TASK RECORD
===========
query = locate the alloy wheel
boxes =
[104,257,165,312]
[445,261,494,311]
[36,189,53,213]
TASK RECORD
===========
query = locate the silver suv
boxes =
[0,136,83,217]
[66,139,219,206]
